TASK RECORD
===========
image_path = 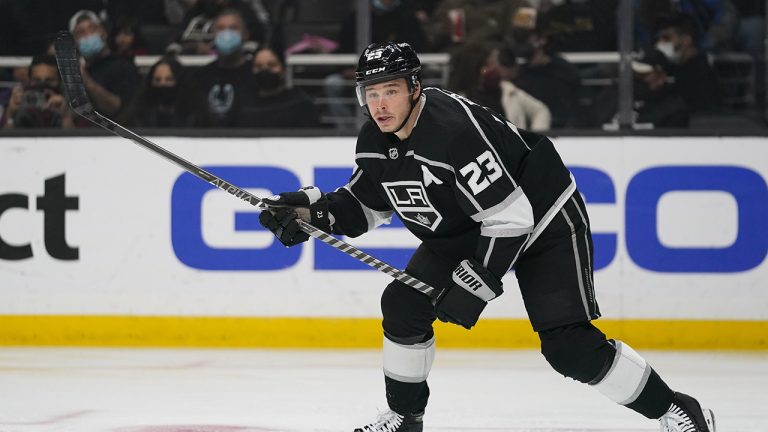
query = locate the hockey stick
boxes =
[53,32,436,298]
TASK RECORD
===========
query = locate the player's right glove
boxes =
[259,207,310,246]
[435,258,503,329]
[259,186,333,247]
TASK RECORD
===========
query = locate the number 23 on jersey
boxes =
[459,150,503,195]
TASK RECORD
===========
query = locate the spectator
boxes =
[119,57,197,128]
[656,14,721,113]
[109,18,148,59]
[635,0,739,51]
[1,54,74,129]
[592,47,690,128]
[238,47,320,128]
[70,10,141,118]
[191,9,258,127]
[424,0,530,51]
[178,0,267,53]
[508,21,582,128]
[0,1,103,55]
[497,46,551,131]
[447,41,504,115]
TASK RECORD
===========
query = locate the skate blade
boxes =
[703,408,716,432]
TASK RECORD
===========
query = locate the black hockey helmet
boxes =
[355,42,421,87]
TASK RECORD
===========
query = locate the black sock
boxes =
[385,375,430,414]
[625,369,674,419]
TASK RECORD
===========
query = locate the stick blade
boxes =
[53,31,94,114]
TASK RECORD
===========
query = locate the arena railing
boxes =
[0,52,763,132]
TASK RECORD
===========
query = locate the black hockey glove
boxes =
[435,258,503,329]
[259,207,310,246]
[259,186,333,247]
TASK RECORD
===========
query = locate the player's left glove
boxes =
[435,258,503,329]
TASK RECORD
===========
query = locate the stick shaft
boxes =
[53,32,436,298]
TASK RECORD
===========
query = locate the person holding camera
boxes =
[2,54,74,129]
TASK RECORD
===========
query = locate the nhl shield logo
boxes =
[382,180,443,231]
[388,148,399,159]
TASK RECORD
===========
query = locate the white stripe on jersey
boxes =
[355,152,387,160]
[477,188,534,238]
[560,206,591,318]
[408,151,484,213]
[570,195,593,277]
[342,168,394,232]
[506,233,532,273]
[433,88,518,188]
[482,237,496,268]
[524,174,577,251]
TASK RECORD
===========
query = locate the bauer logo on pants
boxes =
[382,180,443,231]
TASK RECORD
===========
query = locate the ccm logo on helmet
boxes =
[454,264,483,291]
[365,67,386,75]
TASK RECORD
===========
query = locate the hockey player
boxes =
[259,42,716,432]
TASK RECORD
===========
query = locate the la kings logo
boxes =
[382,181,443,231]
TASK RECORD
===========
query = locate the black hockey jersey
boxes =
[326,88,575,279]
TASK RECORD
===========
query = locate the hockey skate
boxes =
[660,392,716,432]
[353,409,424,432]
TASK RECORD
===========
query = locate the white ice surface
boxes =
[0,348,765,431]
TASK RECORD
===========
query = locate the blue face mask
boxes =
[214,29,243,56]
[78,34,105,58]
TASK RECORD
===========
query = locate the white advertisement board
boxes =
[1,136,766,321]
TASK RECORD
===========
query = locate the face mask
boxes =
[655,41,681,64]
[78,34,105,58]
[214,29,243,56]
[148,86,178,106]
[254,70,282,91]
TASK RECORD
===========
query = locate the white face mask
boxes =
[655,41,681,64]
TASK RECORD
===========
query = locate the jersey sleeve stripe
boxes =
[346,167,364,188]
[342,183,394,231]
[435,88,518,188]
[477,189,534,237]
[470,187,524,222]
[411,153,454,173]
[355,152,388,160]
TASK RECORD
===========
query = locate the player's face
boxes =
[364,78,416,132]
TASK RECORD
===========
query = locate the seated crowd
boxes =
[0,0,764,131]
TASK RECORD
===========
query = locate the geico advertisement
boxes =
[0,136,766,319]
